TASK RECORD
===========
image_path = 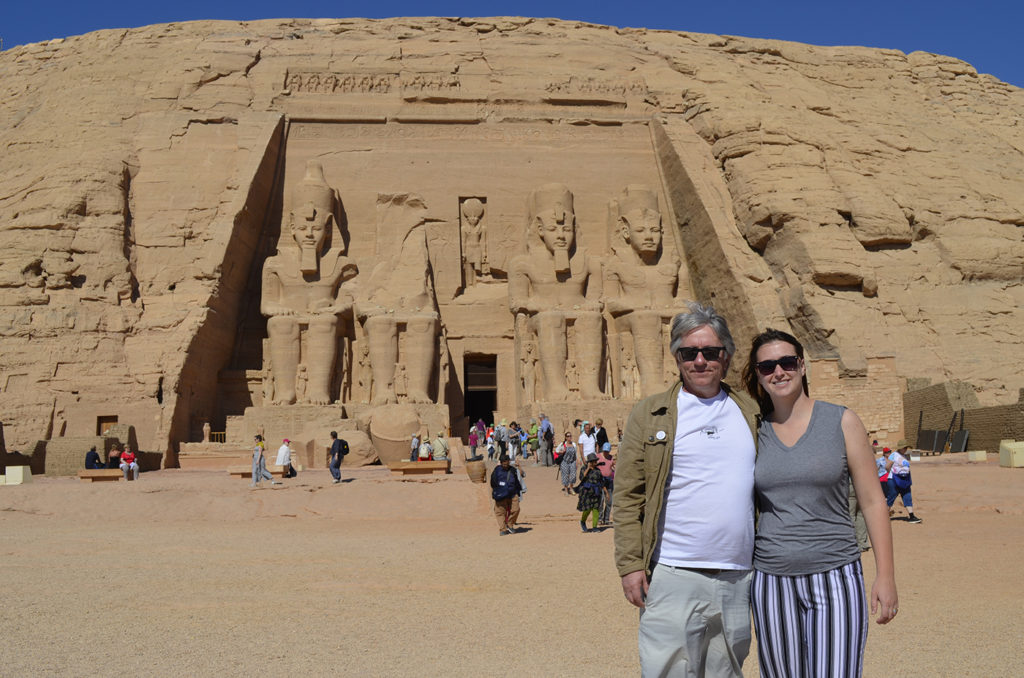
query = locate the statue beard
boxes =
[553,247,570,273]
[300,245,319,274]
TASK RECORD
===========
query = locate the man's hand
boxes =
[621,570,649,608]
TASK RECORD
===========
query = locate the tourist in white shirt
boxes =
[577,422,597,466]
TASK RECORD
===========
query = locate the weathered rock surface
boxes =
[0,18,1021,461]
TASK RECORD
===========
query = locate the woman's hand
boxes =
[871,574,899,624]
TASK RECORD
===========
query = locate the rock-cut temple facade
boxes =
[0,17,1022,469]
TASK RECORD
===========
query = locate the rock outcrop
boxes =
[1,18,1021,461]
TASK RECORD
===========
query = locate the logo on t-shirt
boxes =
[702,426,720,440]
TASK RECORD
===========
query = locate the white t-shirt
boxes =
[652,388,756,570]
[578,431,597,459]
[275,444,292,466]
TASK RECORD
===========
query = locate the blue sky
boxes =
[3,1,1020,87]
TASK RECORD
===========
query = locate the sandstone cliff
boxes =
[1,17,1021,459]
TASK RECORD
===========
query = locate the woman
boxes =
[742,328,897,678]
[576,454,604,533]
[250,434,277,487]
[556,433,578,495]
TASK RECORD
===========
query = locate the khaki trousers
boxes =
[493,495,520,530]
[639,563,752,678]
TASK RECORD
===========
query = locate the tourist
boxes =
[328,431,348,484]
[556,432,578,495]
[885,441,922,523]
[417,433,433,461]
[527,418,539,462]
[432,431,449,460]
[507,421,522,460]
[576,453,604,532]
[577,421,597,463]
[614,301,759,677]
[251,434,277,487]
[118,444,140,481]
[593,418,609,451]
[495,420,509,457]
[276,438,297,478]
[538,413,554,466]
[490,454,522,535]
[84,446,105,470]
[742,328,897,678]
[468,426,479,459]
[410,431,420,462]
[597,443,615,526]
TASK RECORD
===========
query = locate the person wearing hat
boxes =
[576,453,605,533]
[276,438,297,478]
[885,441,922,523]
[490,454,523,535]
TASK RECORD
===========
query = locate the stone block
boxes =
[5,465,32,484]
[966,450,987,462]
[998,440,1024,468]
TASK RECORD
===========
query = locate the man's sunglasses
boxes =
[755,355,800,376]
[676,346,725,362]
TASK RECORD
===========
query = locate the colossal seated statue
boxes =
[356,193,440,405]
[604,185,688,397]
[508,184,604,401]
[261,161,358,405]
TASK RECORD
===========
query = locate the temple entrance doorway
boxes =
[464,355,497,425]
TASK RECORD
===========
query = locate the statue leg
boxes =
[305,316,339,405]
[574,311,606,400]
[364,315,398,405]
[535,311,570,402]
[267,316,300,405]
[630,311,666,398]
[405,314,438,403]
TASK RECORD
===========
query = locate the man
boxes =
[84,446,105,470]
[328,431,348,484]
[410,432,420,462]
[593,418,609,451]
[432,431,449,460]
[119,444,139,481]
[276,438,297,478]
[578,421,598,466]
[490,454,523,535]
[538,413,554,466]
[613,301,759,678]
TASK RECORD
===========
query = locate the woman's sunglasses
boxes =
[755,355,800,376]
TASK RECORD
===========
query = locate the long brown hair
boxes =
[742,328,810,418]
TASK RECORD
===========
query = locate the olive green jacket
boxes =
[612,379,760,578]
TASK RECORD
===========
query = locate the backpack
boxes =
[339,440,349,457]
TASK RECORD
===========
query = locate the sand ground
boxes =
[1,453,1021,677]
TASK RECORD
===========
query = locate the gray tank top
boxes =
[753,401,861,575]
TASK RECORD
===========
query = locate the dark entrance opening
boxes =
[464,354,497,426]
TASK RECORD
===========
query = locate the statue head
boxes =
[528,183,575,271]
[289,161,336,274]
[461,198,485,227]
[615,185,662,262]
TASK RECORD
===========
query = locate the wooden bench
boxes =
[227,464,288,479]
[388,460,451,476]
[78,469,127,482]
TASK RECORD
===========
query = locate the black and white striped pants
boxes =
[751,560,867,678]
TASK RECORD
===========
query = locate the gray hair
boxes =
[669,301,736,357]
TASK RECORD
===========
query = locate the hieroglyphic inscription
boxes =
[289,122,642,143]
[285,71,461,94]
[544,76,648,97]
